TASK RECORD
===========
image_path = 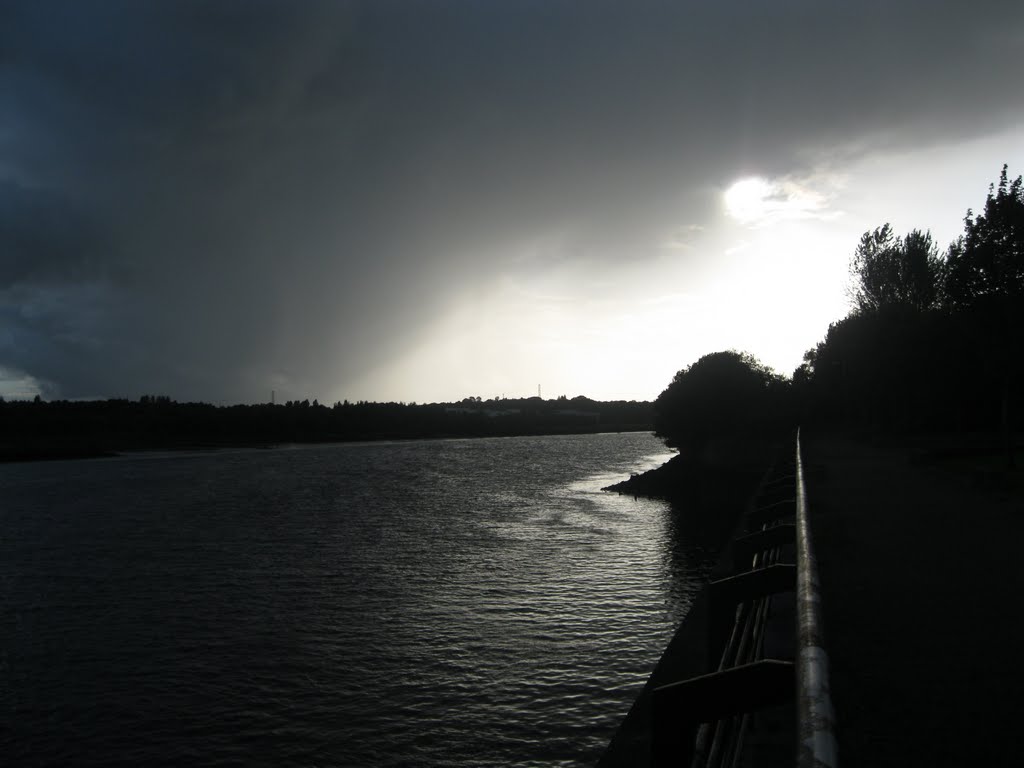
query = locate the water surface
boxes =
[2,432,711,766]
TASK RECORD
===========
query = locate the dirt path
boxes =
[805,434,1024,766]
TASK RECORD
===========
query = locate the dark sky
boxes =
[3,1,1023,402]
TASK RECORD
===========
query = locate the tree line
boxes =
[655,166,1023,465]
[0,395,654,461]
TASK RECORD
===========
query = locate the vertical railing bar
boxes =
[795,428,839,768]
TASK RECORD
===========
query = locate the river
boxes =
[1,432,713,767]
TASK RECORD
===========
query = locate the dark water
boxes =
[1,432,712,767]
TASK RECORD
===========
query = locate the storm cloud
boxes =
[3,0,1023,401]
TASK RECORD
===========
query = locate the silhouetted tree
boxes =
[944,165,1024,466]
[945,166,1024,307]
[802,307,950,429]
[849,224,943,313]
[799,166,1024,449]
[654,351,786,451]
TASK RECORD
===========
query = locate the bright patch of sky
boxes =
[0,368,47,400]
[347,126,1024,404]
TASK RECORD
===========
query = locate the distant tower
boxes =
[538,384,542,399]
[271,389,275,405]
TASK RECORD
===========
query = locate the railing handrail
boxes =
[794,428,839,768]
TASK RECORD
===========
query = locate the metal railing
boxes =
[652,431,838,767]
[794,428,838,768]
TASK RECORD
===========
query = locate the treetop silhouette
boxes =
[848,224,942,314]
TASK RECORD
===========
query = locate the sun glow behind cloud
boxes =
[724,175,841,227]
[724,177,774,224]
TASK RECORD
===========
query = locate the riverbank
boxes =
[604,437,780,547]
[599,438,780,766]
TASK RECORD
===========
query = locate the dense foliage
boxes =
[848,225,943,313]
[798,165,1024,462]
[654,351,788,451]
